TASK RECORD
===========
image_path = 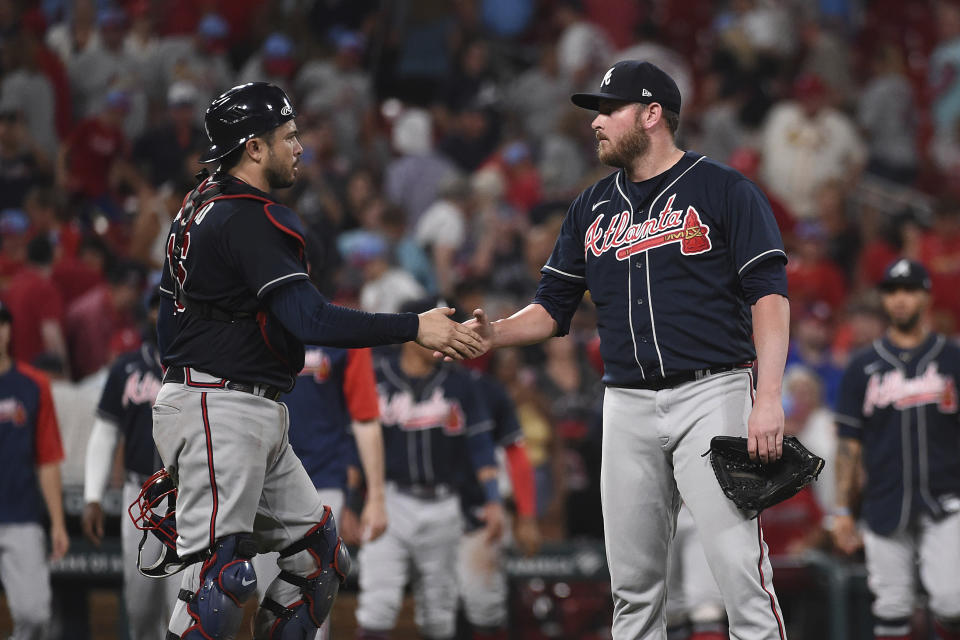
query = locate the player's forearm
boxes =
[490,304,558,348]
[750,293,790,400]
[40,320,70,373]
[83,417,120,504]
[38,462,66,530]
[834,437,862,510]
[352,419,386,501]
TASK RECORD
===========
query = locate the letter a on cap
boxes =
[890,259,910,278]
[602,68,613,86]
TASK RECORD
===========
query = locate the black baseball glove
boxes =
[705,435,825,515]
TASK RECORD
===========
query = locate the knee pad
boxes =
[258,506,351,639]
[935,616,960,640]
[177,534,259,640]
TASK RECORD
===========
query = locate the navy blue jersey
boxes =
[375,355,496,488]
[0,363,63,524]
[533,152,786,386]
[835,333,960,535]
[158,174,310,390]
[97,343,164,476]
[283,346,380,490]
[460,371,524,530]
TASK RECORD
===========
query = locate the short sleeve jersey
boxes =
[0,362,64,524]
[159,174,311,390]
[375,355,495,488]
[96,342,164,476]
[283,346,379,490]
[835,334,960,535]
[534,152,786,386]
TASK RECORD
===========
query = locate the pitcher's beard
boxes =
[597,123,650,168]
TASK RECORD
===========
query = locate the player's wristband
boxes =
[483,478,501,503]
[832,507,852,518]
[345,486,364,513]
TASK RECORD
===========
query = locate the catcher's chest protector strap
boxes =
[168,172,272,322]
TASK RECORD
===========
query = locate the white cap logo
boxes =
[602,68,614,87]
[890,259,911,278]
[281,105,293,116]
[642,88,653,97]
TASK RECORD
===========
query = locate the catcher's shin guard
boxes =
[255,506,350,639]
[172,534,259,639]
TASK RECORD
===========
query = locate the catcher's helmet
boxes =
[128,468,198,577]
[199,82,296,163]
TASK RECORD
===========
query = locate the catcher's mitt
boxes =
[705,435,824,515]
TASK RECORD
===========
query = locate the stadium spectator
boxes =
[64,261,144,380]
[1,234,67,370]
[760,73,866,220]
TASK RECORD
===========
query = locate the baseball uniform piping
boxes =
[874,339,913,533]
[756,517,786,639]
[738,249,787,276]
[615,171,645,379]
[542,265,585,280]
[257,272,309,298]
[201,392,219,548]
[641,155,706,378]
[916,336,946,514]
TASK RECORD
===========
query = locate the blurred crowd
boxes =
[0,0,959,563]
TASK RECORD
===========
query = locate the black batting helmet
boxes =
[199,82,297,163]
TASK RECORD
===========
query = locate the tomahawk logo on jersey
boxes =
[537,152,785,385]
[836,334,960,535]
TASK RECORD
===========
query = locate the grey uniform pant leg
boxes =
[122,480,181,640]
[0,523,50,640]
[602,372,787,640]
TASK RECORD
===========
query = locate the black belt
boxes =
[162,367,283,402]
[392,483,452,500]
[610,363,751,392]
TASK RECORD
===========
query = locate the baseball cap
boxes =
[0,209,29,235]
[105,88,131,112]
[167,81,198,107]
[197,13,229,40]
[263,33,294,60]
[571,60,682,114]
[879,258,931,292]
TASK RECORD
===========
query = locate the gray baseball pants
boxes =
[601,370,787,640]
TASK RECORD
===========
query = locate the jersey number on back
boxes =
[166,230,191,313]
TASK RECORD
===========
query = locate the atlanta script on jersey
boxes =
[374,354,496,488]
[533,152,786,386]
[836,334,960,535]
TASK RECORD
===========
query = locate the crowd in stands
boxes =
[0,0,958,559]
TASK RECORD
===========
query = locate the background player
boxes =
[832,258,960,640]
[457,60,792,639]
[252,343,387,640]
[82,292,180,640]
[456,367,540,640]
[153,82,484,640]
[355,298,503,640]
[0,300,69,640]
